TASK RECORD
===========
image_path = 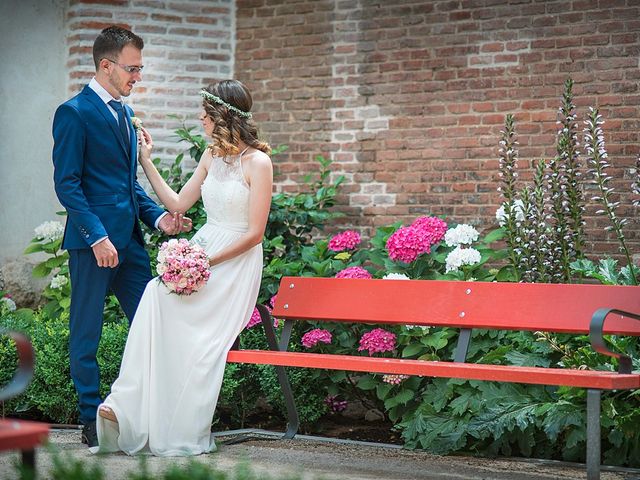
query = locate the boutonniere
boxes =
[131,116,143,131]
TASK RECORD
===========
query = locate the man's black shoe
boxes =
[81,421,98,447]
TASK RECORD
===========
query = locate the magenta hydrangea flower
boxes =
[246,298,282,330]
[267,293,281,327]
[325,395,348,413]
[328,230,362,252]
[386,216,448,263]
[245,307,262,329]
[301,328,332,348]
[335,266,372,279]
[385,226,427,263]
[358,328,397,356]
[268,293,278,311]
[411,216,447,245]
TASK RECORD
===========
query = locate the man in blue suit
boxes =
[52,26,189,447]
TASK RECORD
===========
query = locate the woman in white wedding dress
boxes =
[92,80,273,456]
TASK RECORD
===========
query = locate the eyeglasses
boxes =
[104,58,144,74]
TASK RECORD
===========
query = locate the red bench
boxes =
[227,277,640,480]
[0,330,49,473]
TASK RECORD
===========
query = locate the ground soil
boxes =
[219,410,402,445]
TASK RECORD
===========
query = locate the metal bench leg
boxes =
[273,364,300,439]
[21,448,35,478]
[586,389,601,480]
[258,305,299,439]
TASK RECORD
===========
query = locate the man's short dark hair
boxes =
[92,26,144,70]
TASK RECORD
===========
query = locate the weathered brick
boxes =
[61,0,640,258]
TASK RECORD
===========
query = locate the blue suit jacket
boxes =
[52,85,164,250]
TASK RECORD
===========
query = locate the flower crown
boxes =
[200,90,252,119]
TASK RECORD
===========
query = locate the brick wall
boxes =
[66,0,234,162]
[237,0,640,256]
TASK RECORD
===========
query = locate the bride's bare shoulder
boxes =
[199,148,215,171]
[246,149,272,168]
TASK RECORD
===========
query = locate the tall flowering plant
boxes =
[156,239,211,295]
[23,216,71,318]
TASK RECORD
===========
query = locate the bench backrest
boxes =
[272,277,640,335]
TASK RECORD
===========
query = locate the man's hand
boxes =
[159,212,193,235]
[92,238,119,268]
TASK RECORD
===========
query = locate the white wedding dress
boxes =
[93,151,263,456]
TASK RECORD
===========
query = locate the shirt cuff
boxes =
[91,236,108,247]
[154,212,169,230]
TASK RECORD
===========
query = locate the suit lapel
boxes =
[82,86,129,157]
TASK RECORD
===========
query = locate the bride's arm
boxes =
[137,127,210,213]
[208,151,273,267]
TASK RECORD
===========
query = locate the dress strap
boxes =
[237,146,251,187]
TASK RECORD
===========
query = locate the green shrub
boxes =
[0,310,128,424]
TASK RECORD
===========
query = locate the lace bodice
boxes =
[200,150,250,229]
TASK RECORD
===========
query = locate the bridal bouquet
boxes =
[156,239,211,295]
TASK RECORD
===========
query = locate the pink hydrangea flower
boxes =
[328,230,362,252]
[325,395,348,413]
[335,266,372,279]
[382,374,409,385]
[358,328,397,356]
[301,328,332,348]
[386,216,447,263]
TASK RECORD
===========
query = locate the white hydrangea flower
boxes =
[50,275,68,289]
[403,325,429,332]
[444,224,479,247]
[382,272,410,280]
[445,246,482,273]
[495,199,525,227]
[34,221,64,243]
[0,297,16,312]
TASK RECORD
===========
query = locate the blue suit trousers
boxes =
[68,235,152,424]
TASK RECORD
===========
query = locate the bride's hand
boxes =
[138,127,153,163]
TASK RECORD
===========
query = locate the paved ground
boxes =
[1,428,639,480]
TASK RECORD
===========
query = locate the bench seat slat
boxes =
[272,277,640,335]
[227,350,640,390]
[0,419,49,451]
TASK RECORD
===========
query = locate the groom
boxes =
[52,26,189,447]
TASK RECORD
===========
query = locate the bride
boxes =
[93,79,273,456]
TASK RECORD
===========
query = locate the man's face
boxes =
[107,45,143,98]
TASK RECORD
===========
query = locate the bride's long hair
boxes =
[201,80,271,158]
